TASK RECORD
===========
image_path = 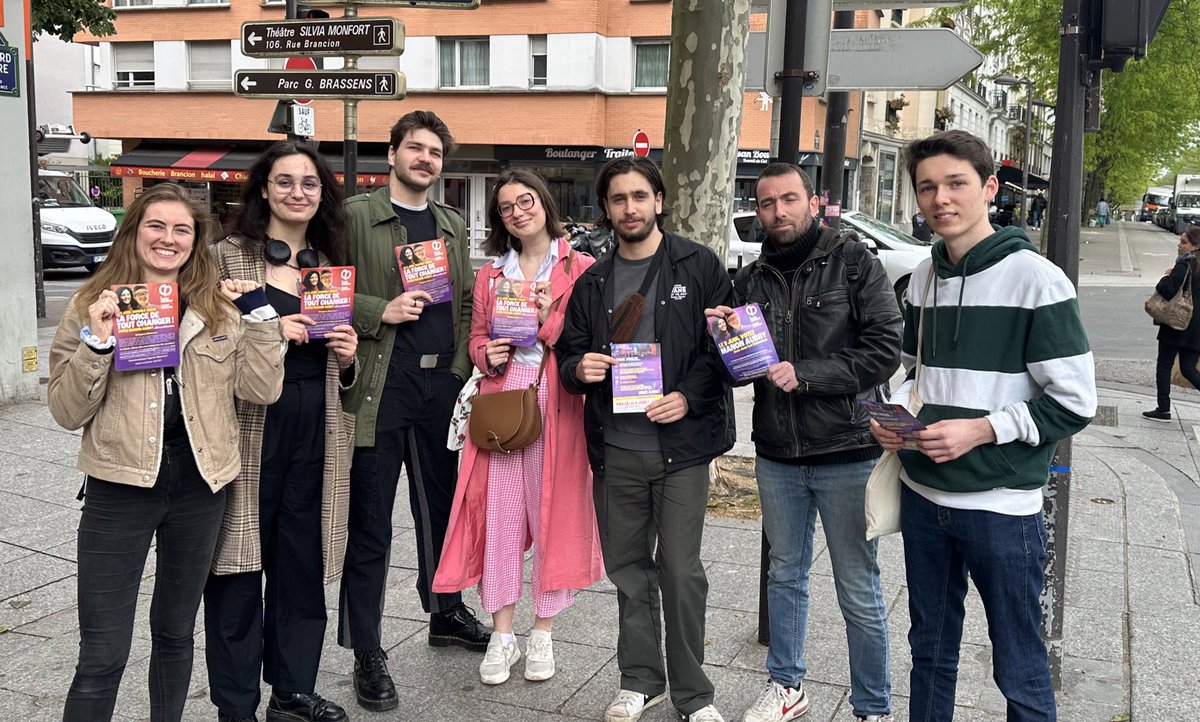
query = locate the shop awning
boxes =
[996,164,1049,191]
[109,143,392,185]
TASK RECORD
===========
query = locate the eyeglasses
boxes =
[498,193,536,218]
[268,176,322,195]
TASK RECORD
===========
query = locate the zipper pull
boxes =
[165,375,174,396]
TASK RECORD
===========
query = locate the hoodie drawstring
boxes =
[953,255,969,350]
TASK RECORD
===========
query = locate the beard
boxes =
[766,218,810,246]
[613,217,656,245]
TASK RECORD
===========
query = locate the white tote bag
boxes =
[865,270,933,540]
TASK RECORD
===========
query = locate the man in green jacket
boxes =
[338,110,490,714]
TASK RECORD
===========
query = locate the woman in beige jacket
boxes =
[48,182,286,722]
[204,141,357,722]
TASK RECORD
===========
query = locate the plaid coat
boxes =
[210,234,356,583]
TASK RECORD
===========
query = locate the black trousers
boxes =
[204,378,327,717]
[338,359,462,651]
[64,443,226,722]
[1155,341,1200,411]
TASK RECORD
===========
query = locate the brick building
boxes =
[70,0,863,255]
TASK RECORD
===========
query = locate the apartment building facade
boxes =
[68,0,862,254]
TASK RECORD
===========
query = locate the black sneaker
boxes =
[428,601,492,651]
[265,690,346,722]
[353,647,399,712]
[1143,408,1172,422]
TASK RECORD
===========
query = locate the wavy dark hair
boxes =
[225,141,347,265]
[595,155,671,231]
[902,130,995,188]
[483,168,566,257]
[389,110,456,156]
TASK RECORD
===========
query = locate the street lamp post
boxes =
[995,75,1033,230]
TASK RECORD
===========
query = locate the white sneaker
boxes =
[524,629,555,681]
[479,632,521,685]
[605,689,667,721]
[685,705,726,722]
[742,679,810,722]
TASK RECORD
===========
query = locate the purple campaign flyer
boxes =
[490,279,539,348]
[112,282,180,372]
[859,400,926,449]
[708,303,779,381]
[611,343,663,414]
[397,239,452,304]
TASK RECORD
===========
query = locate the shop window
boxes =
[876,151,896,224]
[188,41,231,90]
[113,42,154,89]
[440,38,490,88]
[530,35,547,87]
[634,41,669,89]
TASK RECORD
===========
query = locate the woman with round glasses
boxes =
[434,168,603,686]
[204,141,359,722]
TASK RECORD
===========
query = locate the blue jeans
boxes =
[756,457,890,717]
[900,483,1056,721]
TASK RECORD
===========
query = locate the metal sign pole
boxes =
[342,5,358,196]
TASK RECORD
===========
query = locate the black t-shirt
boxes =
[392,203,454,357]
[266,283,327,382]
[607,253,661,452]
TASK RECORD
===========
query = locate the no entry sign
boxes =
[632,130,650,157]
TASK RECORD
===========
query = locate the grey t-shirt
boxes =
[608,253,661,452]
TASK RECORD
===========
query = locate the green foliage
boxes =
[920,0,1200,207]
[33,0,116,43]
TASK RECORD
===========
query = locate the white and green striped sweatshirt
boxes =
[890,227,1097,498]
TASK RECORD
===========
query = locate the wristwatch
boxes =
[79,325,116,352]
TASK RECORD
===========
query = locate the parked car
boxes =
[726,208,932,306]
[1156,205,1174,230]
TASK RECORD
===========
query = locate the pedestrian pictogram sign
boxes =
[241,18,405,58]
[234,69,405,100]
[632,130,650,158]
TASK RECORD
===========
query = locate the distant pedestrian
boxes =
[1097,197,1111,225]
[1144,227,1200,421]
[49,183,285,722]
[877,130,1096,722]
[1030,192,1048,230]
[911,211,933,242]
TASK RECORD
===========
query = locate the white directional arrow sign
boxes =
[239,76,258,91]
[826,28,984,92]
[247,31,262,47]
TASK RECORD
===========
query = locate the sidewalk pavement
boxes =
[2,328,1198,721]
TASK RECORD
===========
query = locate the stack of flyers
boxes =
[112,283,180,372]
[611,343,663,414]
[708,303,779,381]
[397,239,452,303]
[859,400,927,450]
[300,266,355,339]
[490,279,539,347]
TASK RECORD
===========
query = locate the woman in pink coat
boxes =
[434,169,603,686]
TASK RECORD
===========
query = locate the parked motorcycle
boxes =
[566,218,614,261]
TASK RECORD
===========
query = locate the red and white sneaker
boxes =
[742,679,810,722]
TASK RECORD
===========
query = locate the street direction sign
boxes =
[832,1,965,5]
[825,28,983,92]
[241,18,404,57]
[234,69,405,100]
[297,0,478,7]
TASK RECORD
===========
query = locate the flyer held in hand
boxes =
[708,303,779,381]
[397,239,452,303]
[112,283,180,372]
[300,266,355,339]
[611,342,663,413]
[490,279,539,348]
[859,400,926,450]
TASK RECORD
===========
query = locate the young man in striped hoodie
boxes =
[872,130,1096,721]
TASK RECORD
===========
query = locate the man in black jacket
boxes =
[558,156,734,722]
[707,162,902,722]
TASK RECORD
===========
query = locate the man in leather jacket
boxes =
[708,162,902,722]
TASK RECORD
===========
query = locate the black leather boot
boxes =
[353,648,399,711]
[265,690,346,722]
[428,602,491,651]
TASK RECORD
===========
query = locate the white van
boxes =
[36,170,117,273]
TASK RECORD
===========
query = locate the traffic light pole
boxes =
[1041,0,1088,691]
